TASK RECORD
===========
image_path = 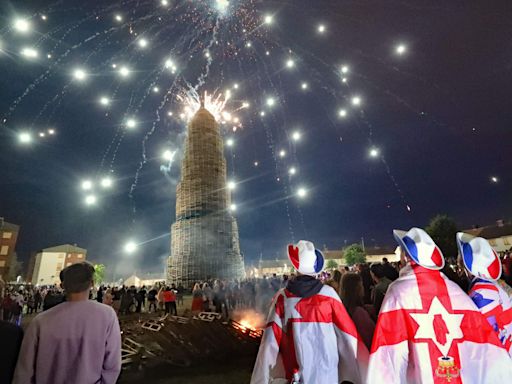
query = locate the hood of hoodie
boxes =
[286,275,323,298]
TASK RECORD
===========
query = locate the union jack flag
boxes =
[469,277,512,356]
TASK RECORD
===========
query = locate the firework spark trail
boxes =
[284,36,416,214]
[128,79,181,201]
[194,17,221,91]
[2,12,103,117]
[244,48,297,241]
[381,156,411,212]
[99,30,188,170]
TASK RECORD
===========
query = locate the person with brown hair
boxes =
[13,262,121,384]
[325,269,342,295]
[340,272,375,350]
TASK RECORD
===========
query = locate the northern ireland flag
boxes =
[368,264,512,384]
[250,284,368,384]
[469,277,512,356]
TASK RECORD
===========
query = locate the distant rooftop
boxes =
[464,221,512,239]
[42,244,87,254]
[0,217,20,232]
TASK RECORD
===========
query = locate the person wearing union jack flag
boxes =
[457,232,512,357]
[250,240,368,384]
[368,227,512,384]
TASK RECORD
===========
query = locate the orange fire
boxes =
[232,309,265,331]
[239,319,256,331]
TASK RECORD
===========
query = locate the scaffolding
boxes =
[167,108,245,286]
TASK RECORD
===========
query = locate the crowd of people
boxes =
[251,229,512,383]
[1,228,512,383]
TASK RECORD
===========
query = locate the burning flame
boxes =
[232,309,265,331]
[239,319,257,331]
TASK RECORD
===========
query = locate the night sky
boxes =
[1,0,511,278]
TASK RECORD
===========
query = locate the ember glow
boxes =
[232,309,265,331]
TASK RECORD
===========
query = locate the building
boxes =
[124,273,165,288]
[464,221,512,253]
[167,105,245,286]
[31,244,87,285]
[0,218,20,280]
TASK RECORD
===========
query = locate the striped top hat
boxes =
[456,232,502,281]
[287,240,325,276]
[393,227,445,270]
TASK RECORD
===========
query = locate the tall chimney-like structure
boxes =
[167,106,245,285]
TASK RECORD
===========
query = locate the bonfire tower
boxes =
[167,103,245,286]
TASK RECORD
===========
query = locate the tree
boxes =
[425,214,458,259]
[326,259,338,270]
[343,244,366,266]
[93,264,106,285]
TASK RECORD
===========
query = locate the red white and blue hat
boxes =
[456,232,502,281]
[393,227,445,270]
[287,240,325,276]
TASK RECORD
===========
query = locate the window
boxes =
[2,232,12,239]
[0,246,8,255]
[0,260,5,267]
[77,254,83,258]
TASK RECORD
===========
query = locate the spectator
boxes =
[42,288,64,311]
[369,263,392,315]
[157,286,165,312]
[102,288,114,307]
[191,283,203,314]
[120,286,135,314]
[163,286,177,315]
[34,290,42,312]
[0,320,23,384]
[26,293,36,315]
[96,286,104,303]
[325,269,342,295]
[2,293,13,321]
[138,286,147,310]
[13,262,121,384]
[357,263,373,304]
[135,288,144,313]
[251,241,366,383]
[147,286,158,313]
[340,272,375,350]
[381,257,399,281]
[214,281,228,318]
[202,282,212,311]
[176,283,184,306]
[111,287,121,313]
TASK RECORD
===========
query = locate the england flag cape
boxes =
[469,277,512,356]
[250,284,368,384]
[368,264,512,384]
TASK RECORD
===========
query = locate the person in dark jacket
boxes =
[369,263,392,316]
[381,257,399,281]
[0,320,23,384]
